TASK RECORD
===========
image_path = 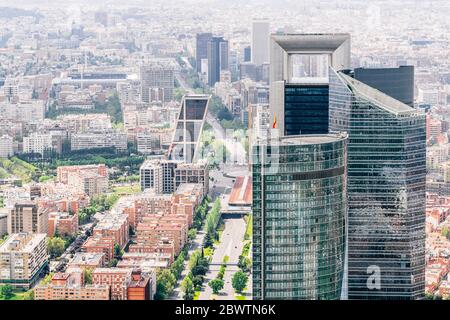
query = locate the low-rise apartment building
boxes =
[34,269,110,300]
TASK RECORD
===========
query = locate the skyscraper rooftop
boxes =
[338,72,419,115]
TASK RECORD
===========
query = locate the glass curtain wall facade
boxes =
[284,84,329,135]
[169,95,210,163]
[252,134,347,299]
[353,66,414,107]
[329,70,426,300]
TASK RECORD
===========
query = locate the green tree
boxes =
[108,258,118,267]
[23,289,34,300]
[203,232,214,248]
[114,243,124,258]
[181,276,195,300]
[232,270,248,294]
[188,228,197,240]
[208,278,224,295]
[192,275,204,290]
[41,272,54,285]
[441,226,450,239]
[84,268,93,284]
[47,237,66,259]
[238,255,252,273]
[192,263,208,277]
[155,269,176,300]
[188,250,201,269]
[425,292,434,300]
[0,284,14,299]
[434,293,443,300]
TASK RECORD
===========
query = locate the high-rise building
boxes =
[0,135,13,158]
[0,232,48,289]
[140,160,165,193]
[23,133,53,156]
[251,19,270,66]
[244,46,251,62]
[0,213,7,237]
[169,95,210,163]
[329,70,426,300]
[7,201,48,235]
[353,66,414,107]
[269,34,351,136]
[207,37,229,87]
[140,159,179,194]
[140,59,176,103]
[196,33,213,73]
[252,133,348,299]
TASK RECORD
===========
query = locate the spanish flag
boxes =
[272,113,277,129]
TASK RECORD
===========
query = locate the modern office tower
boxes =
[140,59,176,103]
[169,95,210,163]
[196,33,213,73]
[251,19,270,66]
[229,49,239,81]
[207,37,229,86]
[353,66,414,107]
[244,46,251,62]
[0,232,48,289]
[329,70,426,300]
[252,133,348,300]
[220,41,229,71]
[7,201,48,235]
[269,34,351,136]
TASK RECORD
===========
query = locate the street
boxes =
[198,217,247,300]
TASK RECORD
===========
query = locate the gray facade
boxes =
[196,33,212,73]
[207,37,228,86]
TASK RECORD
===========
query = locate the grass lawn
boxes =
[0,290,30,300]
[112,184,141,196]
[236,294,246,300]
[0,167,10,179]
[0,157,37,183]
[9,292,27,300]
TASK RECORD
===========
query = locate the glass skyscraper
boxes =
[268,34,351,137]
[169,94,210,163]
[284,84,329,135]
[252,134,348,299]
[353,66,414,107]
[329,70,426,300]
[207,36,228,86]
